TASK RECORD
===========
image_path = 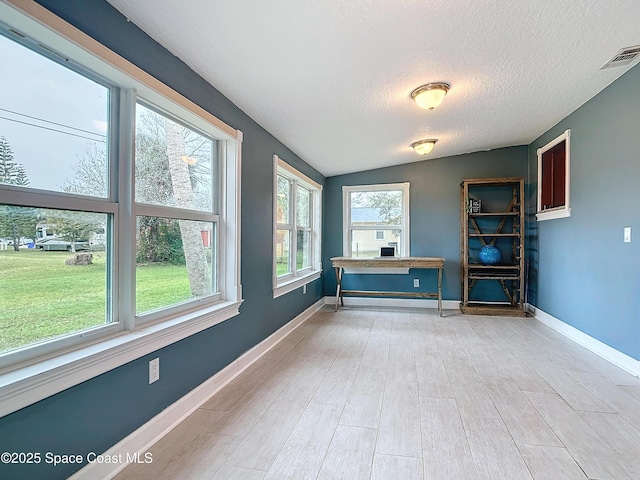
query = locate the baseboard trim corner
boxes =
[527,303,640,378]
[68,298,325,480]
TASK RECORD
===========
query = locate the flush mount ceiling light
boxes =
[411,139,437,155]
[410,82,450,110]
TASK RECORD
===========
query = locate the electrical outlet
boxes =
[624,226,631,243]
[413,278,420,288]
[149,358,160,384]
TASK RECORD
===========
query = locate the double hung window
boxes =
[343,183,410,257]
[134,103,220,316]
[273,155,322,297]
[0,24,116,358]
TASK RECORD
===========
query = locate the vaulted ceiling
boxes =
[107,0,640,176]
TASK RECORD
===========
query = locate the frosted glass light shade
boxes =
[411,139,437,155]
[411,83,450,110]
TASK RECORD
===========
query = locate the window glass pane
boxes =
[551,150,566,207]
[296,185,310,227]
[350,191,402,226]
[0,206,109,354]
[0,34,109,196]
[351,229,401,258]
[135,104,216,212]
[275,229,291,276]
[276,175,290,224]
[136,216,214,314]
[296,230,311,270]
[541,149,554,209]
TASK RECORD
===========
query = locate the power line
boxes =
[0,107,105,138]
[0,116,106,143]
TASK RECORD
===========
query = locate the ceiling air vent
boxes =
[601,45,640,69]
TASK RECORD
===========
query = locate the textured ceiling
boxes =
[106,0,640,177]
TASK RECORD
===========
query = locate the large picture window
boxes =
[273,155,322,297]
[537,129,570,221]
[343,183,410,257]
[0,2,241,417]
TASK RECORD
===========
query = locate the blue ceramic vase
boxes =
[479,245,502,265]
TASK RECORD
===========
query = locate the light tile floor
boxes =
[117,307,640,480]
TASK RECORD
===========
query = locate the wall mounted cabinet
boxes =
[460,177,526,316]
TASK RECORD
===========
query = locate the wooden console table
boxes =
[330,256,445,316]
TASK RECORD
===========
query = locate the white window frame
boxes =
[343,182,410,257]
[273,155,322,298]
[536,129,571,221]
[0,0,242,418]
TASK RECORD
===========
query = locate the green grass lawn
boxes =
[276,251,311,276]
[0,249,190,353]
[136,263,191,313]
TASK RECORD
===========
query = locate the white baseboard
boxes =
[69,298,325,480]
[323,295,460,311]
[527,303,640,378]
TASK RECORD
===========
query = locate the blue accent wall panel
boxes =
[528,64,640,361]
[323,146,528,302]
[0,1,325,478]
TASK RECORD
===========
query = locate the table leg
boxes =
[438,266,443,316]
[334,266,342,311]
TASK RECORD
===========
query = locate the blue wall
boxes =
[323,147,529,302]
[0,1,324,479]
[528,64,640,360]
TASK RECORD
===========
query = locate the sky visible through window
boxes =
[0,33,108,192]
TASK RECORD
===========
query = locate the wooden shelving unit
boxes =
[460,177,526,316]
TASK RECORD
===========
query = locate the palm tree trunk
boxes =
[165,120,209,296]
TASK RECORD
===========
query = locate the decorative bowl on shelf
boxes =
[479,245,502,265]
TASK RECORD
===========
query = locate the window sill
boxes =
[536,207,571,221]
[0,300,242,418]
[273,270,321,298]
